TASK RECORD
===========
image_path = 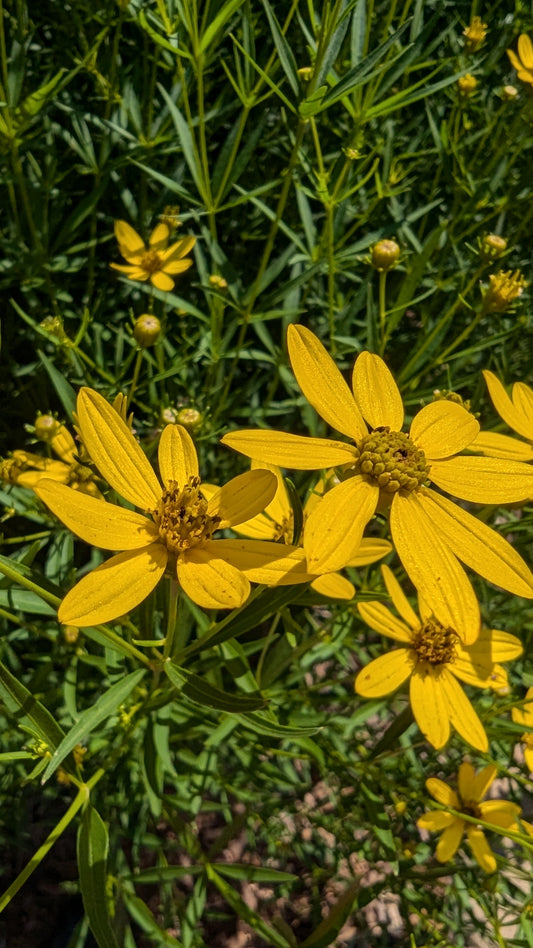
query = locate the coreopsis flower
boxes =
[418,762,522,872]
[512,687,533,773]
[35,389,315,626]
[463,17,487,51]
[2,418,102,497]
[507,34,533,87]
[471,371,533,462]
[222,325,533,643]
[203,462,393,600]
[482,270,528,313]
[355,566,522,751]
[457,73,478,96]
[110,220,195,292]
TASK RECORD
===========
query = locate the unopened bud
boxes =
[480,234,507,261]
[371,239,400,271]
[134,314,162,347]
[176,407,203,432]
[34,415,62,441]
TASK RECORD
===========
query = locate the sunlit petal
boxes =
[507,49,523,73]
[178,548,250,609]
[159,258,193,275]
[440,670,488,751]
[435,821,465,863]
[479,800,522,828]
[287,324,367,440]
[512,686,533,727]
[518,33,533,69]
[221,430,357,469]
[208,470,277,528]
[512,381,533,427]
[35,480,159,549]
[355,649,415,697]
[347,538,392,567]
[311,573,355,599]
[417,810,456,831]
[418,488,533,598]
[158,424,198,486]
[465,763,496,802]
[208,538,314,585]
[352,351,404,430]
[77,388,161,509]
[304,477,379,572]
[426,778,460,808]
[110,264,150,280]
[410,401,479,458]
[251,461,292,528]
[58,544,167,626]
[381,563,419,629]
[470,430,533,461]
[410,667,450,748]
[357,601,412,642]
[391,492,480,644]
[466,828,496,873]
[160,235,196,262]
[430,455,533,503]
[483,370,533,440]
[114,220,144,255]
[148,222,170,249]
[150,271,174,291]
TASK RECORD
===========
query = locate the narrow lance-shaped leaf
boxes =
[77,807,120,948]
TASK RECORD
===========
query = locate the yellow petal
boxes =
[58,544,167,626]
[150,271,174,291]
[161,235,196,262]
[483,370,533,440]
[479,799,522,828]
[512,381,533,428]
[429,455,533,503]
[311,572,355,598]
[251,461,291,528]
[208,539,314,585]
[470,430,533,461]
[149,222,170,249]
[17,461,69,487]
[355,649,415,697]
[381,563,420,629]
[440,669,488,751]
[512,687,533,727]
[417,487,533,598]
[417,810,456,831]
[352,351,404,430]
[221,430,357,469]
[426,777,460,808]
[110,264,150,280]
[453,631,518,688]
[158,424,198,487]
[410,401,479,458]
[114,220,144,255]
[77,388,161,509]
[390,492,480,644]
[518,33,533,69]
[287,324,367,440]
[357,601,412,642]
[35,480,159,550]
[435,821,465,863]
[410,667,450,748]
[476,629,523,662]
[347,538,392,567]
[161,258,193,275]
[466,827,496,873]
[207,469,277,528]
[177,547,250,608]
[304,476,379,572]
[51,426,77,464]
[462,763,495,802]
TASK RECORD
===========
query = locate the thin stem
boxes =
[163,578,179,661]
[378,271,387,355]
[127,349,144,408]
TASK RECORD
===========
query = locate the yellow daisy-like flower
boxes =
[482,270,528,313]
[222,325,533,643]
[472,370,533,462]
[512,687,533,774]
[35,389,316,627]
[507,34,533,87]
[3,418,102,498]
[110,220,195,292]
[203,462,392,600]
[417,762,522,873]
[355,566,522,751]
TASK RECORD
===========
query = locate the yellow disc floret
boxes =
[353,427,430,493]
[412,618,458,666]
[152,477,220,554]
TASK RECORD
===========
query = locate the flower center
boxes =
[411,618,458,665]
[141,249,163,274]
[459,799,482,819]
[152,477,220,554]
[354,427,430,494]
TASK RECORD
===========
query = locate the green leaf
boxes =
[37,349,77,418]
[0,659,65,751]
[319,22,410,109]
[200,0,247,53]
[164,662,267,712]
[233,711,321,739]
[158,87,206,200]
[17,69,66,119]
[41,669,146,783]
[300,880,360,948]
[213,863,298,883]
[77,806,120,948]
[260,0,300,98]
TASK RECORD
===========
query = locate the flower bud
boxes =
[209,274,228,290]
[457,73,478,96]
[134,314,162,347]
[482,270,528,313]
[371,239,400,271]
[462,17,487,52]
[480,234,507,261]
[502,85,518,100]
[34,414,62,441]
[176,407,203,432]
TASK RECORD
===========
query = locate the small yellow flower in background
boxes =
[209,274,228,290]
[457,74,478,96]
[463,16,487,51]
[502,84,519,99]
[472,371,533,462]
[432,389,473,413]
[482,270,528,313]
[480,234,507,261]
[297,66,313,82]
[35,389,316,626]
[371,239,400,271]
[355,565,522,751]
[512,687,533,773]
[159,205,182,233]
[133,314,162,347]
[222,325,533,644]
[507,34,533,87]
[2,417,102,497]
[418,762,523,872]
[110,220,195,292]
[203,462,393,600]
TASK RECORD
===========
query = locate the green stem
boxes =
[127,349,144,408]
[0,562,60,609]
[378,271,387,355]
[163,578,179,661]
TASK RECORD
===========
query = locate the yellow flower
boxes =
[203,462,392,600]
[507,34,533,87]
[418,762,523,872]
[482,270,528,313]
[110,220,195,292]
[471,371,533,462]
[4,420,102,497]
[355,566,522,751]
[222,325,533,643]
[463,17,487,51]
[35,389,315,626]
[457,73,478,96]
[512,687,533,774]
